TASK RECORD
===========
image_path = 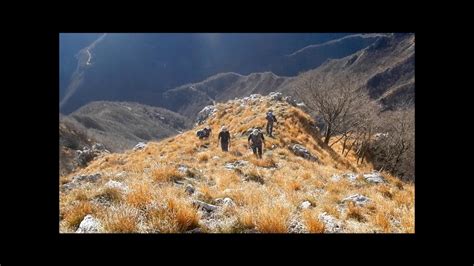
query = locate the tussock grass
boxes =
[60,97,414,233]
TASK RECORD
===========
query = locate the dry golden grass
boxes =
[373,212,391,232]
[244,168,265,184]
[198,152,210,162]
[60,97,415,233]
[301,172,312,180]
[95,187,122,203]
[126,183,153,209]
[146,186,201,233]
[103,207,138,233]
[167,198,201,231]
[250,156,277,168]
[254,203,291,233]
[346,202,366,222]
[322,203,341,218]
[238,209,256,229]
[152,166,182,183]
[63,201,94,230]
[302,210,325,233]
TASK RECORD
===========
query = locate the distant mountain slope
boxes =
[269,33,385,76]
[60,33,381,114]
[67,101,192,152]
[279,33,415,109]
[161,33,414,120]
[160,72,294,118]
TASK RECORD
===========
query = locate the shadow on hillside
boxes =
[293,110,358,172]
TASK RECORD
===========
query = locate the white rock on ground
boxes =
[76,215,102,233]
[193,200,218,212]
[300,201,312,209]
[224,160,248,170]
[268,91,283,101]
[196,105,217,124]
[133,142,147,151]
[72,173,101,183]
[318,212,343,233]
[290,144,318,162]
[105,180,129,193]
[363,172,384,183]
[342,194,371,206]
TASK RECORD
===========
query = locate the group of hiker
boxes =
[196,109,278,159]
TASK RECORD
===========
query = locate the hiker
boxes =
[218,126,231,152]
[265,109,277,137]
[248,128,265,159]
[196,126,212,140]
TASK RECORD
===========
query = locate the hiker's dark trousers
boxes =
[251,144,263,158]
[266,122,273,136]
[221,141,229,152]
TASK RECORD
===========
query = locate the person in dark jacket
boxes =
[248,128,265,159]
[218,126,231,152]
[265,110,277,137]
[196,126,212,139]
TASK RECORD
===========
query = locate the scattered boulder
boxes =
[289,144,318,161]
[342,194,371,206]
[319,212,343,233]
[76,143,109,167]
[76,215,101,233]
[331,173,358,182]
[92,143,107,152]
[193,200,218,212]
[63,173,102,191]
[177,165,188,173]
[249,94,262,100]
[363,172,384,184]
[196,105,217,125]
[224,160,248,170]
[72,173,101,183]
[268,91,283,101]
[61,182,77,191]
[288,215,307,233]
[185,184,195,195]
[105,180,129,193]
[283,96,298,106]
[76,149,96,167]
[300,201,312,209]
[373,132,389,141]
[215,197,235,207]
[133,142,147,151]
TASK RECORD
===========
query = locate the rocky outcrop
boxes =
[196,105,217,125]
[133,142,147,151]
[105,180,129,193]
[62,173,101,191]
[268,91,283,101]
[76,215,102,233]
[224,160,248,170]
[342,194,371,206]
[319,212,343,233]
[193,200,218,212]
[76,143,109,167]
[363,172,384,184]
[289,144,318,161]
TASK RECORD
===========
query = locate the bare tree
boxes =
[294,71,373,146]
[369,107,415,179]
